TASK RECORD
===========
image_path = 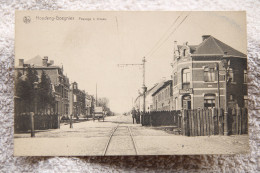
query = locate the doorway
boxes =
[182,95,191,110]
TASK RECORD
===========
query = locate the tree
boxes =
[38,70,55,113]
[15,67,39,112]
[97,97,109,109]
[96,97,114,115]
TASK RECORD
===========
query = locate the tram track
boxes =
[103,125,138,156]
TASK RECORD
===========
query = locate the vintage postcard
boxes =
[14,11,249,156]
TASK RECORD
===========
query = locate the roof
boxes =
[134,80,166,102]
[193,36,246,57]
[22,55,61,69]
[25,55,43,66]
[152,80,172,96]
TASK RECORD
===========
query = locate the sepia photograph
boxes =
[14,11,249,156]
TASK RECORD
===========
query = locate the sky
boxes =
[15,11,247,114]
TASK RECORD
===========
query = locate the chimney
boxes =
[50,60,54,65]
[42,56,48,67]
[202,35,211,41]
[19,59,24,67]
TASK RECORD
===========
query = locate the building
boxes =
[171,35,247,110]
[152,80,173,111]
[85,93,95,117]
[71,82,86,118]
[134,79,167,112]
[16,56,70,116]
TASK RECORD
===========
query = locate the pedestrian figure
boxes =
[131,107,136,124]
[136,109,140,124]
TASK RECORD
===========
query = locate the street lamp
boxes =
[221,58,230,136]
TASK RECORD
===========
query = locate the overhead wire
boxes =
[147,12,190,58]
[144,12,183,58]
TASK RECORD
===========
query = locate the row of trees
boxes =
[15,67,55,114]
[96,97,113,116]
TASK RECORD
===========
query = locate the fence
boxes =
[142,110,181,126]
[14,113,59,133]
[141,108,248,136]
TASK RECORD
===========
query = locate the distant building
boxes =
[85,93,95,117]
[71,82,86,118]
[171,35,247,110]
[152,80,173,111]
[16,56,70,116]
[134,79,168,112]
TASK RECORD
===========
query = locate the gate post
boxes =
[181,110,187,136]
[30,112,35,137]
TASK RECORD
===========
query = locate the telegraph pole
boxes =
[96,83,98,107]
[141,57,147,114]
[118,57,147,114]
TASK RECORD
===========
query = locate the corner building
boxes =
[172,35,247,110]
[16,56,70,116]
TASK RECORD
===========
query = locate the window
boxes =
[229,68,234,82]
[64,89,68,99]
[230,94,233,101]
[175,97,178,110]
[244,95,248,108]
[204,67,215,82]
[174,72,177,86]
[204,94,215,109]
[244,70,247,83]
[61,86,64,97]
[182,69,190,83]
[73,94,77,102]
[182,68,190,89]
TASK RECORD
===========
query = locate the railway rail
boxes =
[103,125,138,156]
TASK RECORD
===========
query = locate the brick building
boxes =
[16,56,70,116]
[134,80,170,112]
[85,93,95,117]
[171,35,247,110]
[71,82,86,118]
[152,80,173,111]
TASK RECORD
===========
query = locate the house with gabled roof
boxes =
[171,35,247,110]
[15,56,70,117]
[134,79,166,112]
[151,80,173,111]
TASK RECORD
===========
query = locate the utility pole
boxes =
[221,58,230,136]
[96,83,97,107]
[118,57,147,114]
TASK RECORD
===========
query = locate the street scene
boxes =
[14,115,249,156]
[14,11,249,156]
